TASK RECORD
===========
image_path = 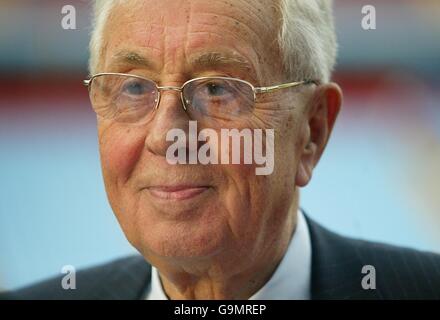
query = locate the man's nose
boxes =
[144,90,190,157]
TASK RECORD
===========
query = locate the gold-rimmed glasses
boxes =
[83,73,318,123]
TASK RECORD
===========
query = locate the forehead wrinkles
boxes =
[187,0,280,66]
[103,1,190,69]
[188,0,277,38]
[102,0,281,79]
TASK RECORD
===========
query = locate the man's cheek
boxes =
[99,130,146,183]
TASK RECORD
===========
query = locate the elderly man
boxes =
[3,0,440,300]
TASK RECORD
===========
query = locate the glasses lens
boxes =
[89,74,158,123]
[183,78,255,121]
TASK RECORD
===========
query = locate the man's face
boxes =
[97,0,313,266]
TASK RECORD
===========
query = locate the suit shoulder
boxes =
[1,255,150,300]
[347,234,440,273]
[349,237,440,297]
[309,216,440,276]
[357,238,440,298]
[307,217,440,299]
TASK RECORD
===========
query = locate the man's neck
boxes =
[158,204,298,300]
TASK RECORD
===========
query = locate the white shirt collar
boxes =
[145,210,311,300]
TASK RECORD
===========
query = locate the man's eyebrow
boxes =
[109,50,156,70]
[190,52,254,74]
[108,50,255,78]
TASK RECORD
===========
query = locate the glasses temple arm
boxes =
[254,79,319,93]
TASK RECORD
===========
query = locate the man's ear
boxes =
[295,83,342,187]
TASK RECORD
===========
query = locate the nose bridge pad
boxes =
[156,86,188,113]
[154,91,160,110]
[180,93,188,111]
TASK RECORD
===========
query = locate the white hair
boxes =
[89,0,337,82]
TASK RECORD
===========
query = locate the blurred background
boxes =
[0,0,439,291]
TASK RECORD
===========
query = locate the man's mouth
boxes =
[146,185,211,200]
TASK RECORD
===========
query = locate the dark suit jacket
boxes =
[2,216,440,300]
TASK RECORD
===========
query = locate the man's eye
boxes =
[122,80,148,96]
[204,82,230,97]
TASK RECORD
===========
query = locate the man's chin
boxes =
[137,222,229,261]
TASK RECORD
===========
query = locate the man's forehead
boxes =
[105,0,279,46]
[110,0,277,24]
[102,0,280,79]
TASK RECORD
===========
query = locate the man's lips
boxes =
[146,185,211,200]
